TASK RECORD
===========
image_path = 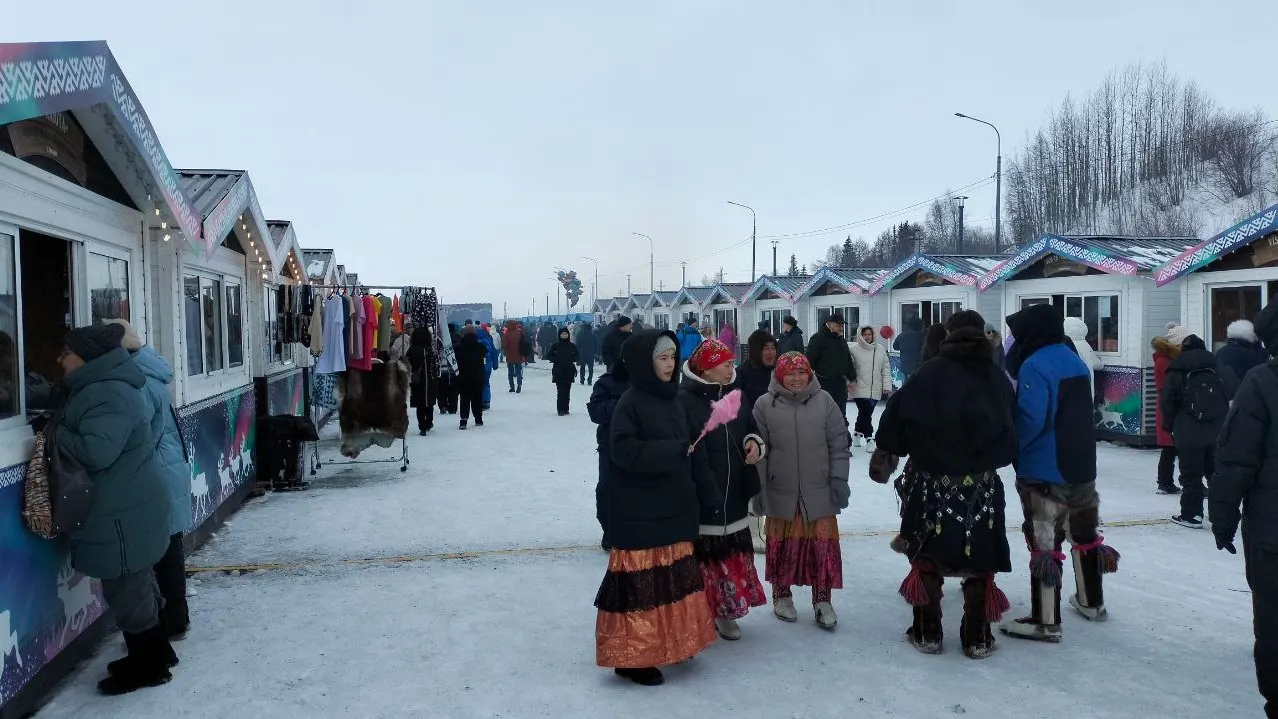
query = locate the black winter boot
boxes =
[1069,545,1110,622]
[615,667,664,686]
[960,578,997,659]
[905,571,944,654]
[99,625,175,694]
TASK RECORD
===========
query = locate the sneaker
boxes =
[852,433,864,448]
[998,617,1062,643]
[814,602,838,630]
[714,617,741,641]
[459,420,468,430]
[508,387,515,393]
[773,597,798,623]
[1156,485,1181,495]
[1171,514,1204,529]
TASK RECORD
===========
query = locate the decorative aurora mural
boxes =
[177,387,257,530]
[1094,366,1143,436]
[0,463,106,708]
[266,370,305,417]
[889,352,904,389]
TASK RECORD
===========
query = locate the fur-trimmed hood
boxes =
[1228,319,1259,343]
[1151,336,1182,359]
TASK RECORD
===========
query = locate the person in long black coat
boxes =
[1212,298,1278,716]
[595,329,718,686]
[678,339,766,640]
[547,327,580,416]
[601,316,633,370]
[1216,319,1268,396]
[588,357,630,551]
[406,327,437,435]
[1162,334,1231,527]
[805,315,856,422]
[455,326,487,429]
[537,322,558,360]
[894,318,925,382]
[872,310,1017,659]
[576,322,600,385]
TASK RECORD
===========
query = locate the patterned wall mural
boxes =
[266,369,305,418]
[177,387,257,530]
[1093,366,1143,436]
[0,384,257,711]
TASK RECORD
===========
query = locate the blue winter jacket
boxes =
[477,331,499,372]
[678,326,702,362]
[1014,343,1097,485]
[132,346,192,534]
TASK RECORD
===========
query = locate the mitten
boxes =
[868,448,899,484]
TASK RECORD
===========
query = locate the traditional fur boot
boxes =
[749,512,766,555]
[904,567,944,654]
[1000,581,1063,643]
[715,617,742,640]
[1069,539,1117,622]
[960,576,1005,659]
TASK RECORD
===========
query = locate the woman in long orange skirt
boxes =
[594,330,716,686]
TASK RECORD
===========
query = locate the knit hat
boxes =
[689,339,734,374]
[1164,322,1191,346]
[103,318,143,351]
[945,309,986,334]
[774,351,812,384]
[653,334,677,359]
[63,323,125,362]
[617,315,633,329]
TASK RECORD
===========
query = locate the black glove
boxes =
[1215,533,1237,554]
[29,414,49,434]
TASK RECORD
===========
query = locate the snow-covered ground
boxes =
[37,364,1262,718]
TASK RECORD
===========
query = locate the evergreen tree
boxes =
[787,253,799,276]
[840,236,855,267]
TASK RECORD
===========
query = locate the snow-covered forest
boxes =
[810,62,1278,271]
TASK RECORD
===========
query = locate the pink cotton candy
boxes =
[690,389,742,451]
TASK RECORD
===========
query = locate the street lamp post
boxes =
[954,112,1002,252]
[633,232,654,292]
[681,261,687,288]
[582,256,599,312]
[727,201,757,281]
[953,195,969,252]
[771,240,779,276]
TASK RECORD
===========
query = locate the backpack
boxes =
[1184,367,1229,422]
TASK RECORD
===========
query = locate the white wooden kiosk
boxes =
[741,274,811,337]
[978,234,1197,445]
[671,286,713,328]
[644,291,678,330]
[1153,203,1278,351]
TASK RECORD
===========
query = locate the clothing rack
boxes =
[311,436,410,473]
[310,284,436,293]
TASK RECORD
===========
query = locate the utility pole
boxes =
[727,201,757,281]
[955,112,1003,252]
[681,262,687,288]
[546,293,549,317]
[633,233,654,292]
[627,274,631,295]
[658,280,664,291]
[583,256,599,311]
[771,240,779,276]
[954,195,969,253]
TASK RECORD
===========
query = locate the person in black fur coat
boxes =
[588,354,630,551]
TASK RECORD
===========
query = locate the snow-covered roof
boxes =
[797,267,888,298]
[1154,204,1278,286]
[743,275,812,303]
[646,291,679,309]
[705,282,754,306]
[977,235,1200,291]
[868,254,1004,295]
[671,286,714,307]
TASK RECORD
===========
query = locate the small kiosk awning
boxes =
[867,254,1002,296]
[1154,204,1278,287]
[979,235,1196,291]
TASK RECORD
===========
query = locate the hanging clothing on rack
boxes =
[314,294,348,375]
[377,294,394,352]
[338,360,409,457]
[392,294,403,334]
[308,298,324,356]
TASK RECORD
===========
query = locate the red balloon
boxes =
[879,325,895,340]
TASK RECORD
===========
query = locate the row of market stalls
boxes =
[591,203,1278,446]
[0,41,371,714]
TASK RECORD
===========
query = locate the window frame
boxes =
[0,223,25,435]
[85,246,131,325]
[182,268,245,379]
[263,282,299,371]
[815,303,860,331]
[1014,291,1122,356]
[225,281,244,369]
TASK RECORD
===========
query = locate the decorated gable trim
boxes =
[797,267,868,299]
[1154,204,1278,287]
[743,276,799,303]
[0,41,204,251]
[203,173,273,265]
[977,235,1141,291]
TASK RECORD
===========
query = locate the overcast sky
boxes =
[5,1,1276,314]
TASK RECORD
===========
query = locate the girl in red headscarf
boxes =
[678,339,768,641]
[750,351,850,630]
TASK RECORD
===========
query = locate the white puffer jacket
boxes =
[1063,316,1103,397]
[848,329,893,400]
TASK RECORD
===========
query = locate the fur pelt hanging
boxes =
[338,361,410,457]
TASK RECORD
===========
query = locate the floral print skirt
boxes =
[764,513,843,590]
[693,528,767,620]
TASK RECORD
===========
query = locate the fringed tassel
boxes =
[1073,535,1121,574]
[1029,549,1066,587]
[889,534,908,554]
[898,562,930,606]
[1097,544,1120,574]
[984,574,1011,623]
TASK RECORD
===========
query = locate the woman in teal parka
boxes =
[108,319,192,637]
[49,323,177,695]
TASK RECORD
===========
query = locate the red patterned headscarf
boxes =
[689,339,735,374]
[774,351,812,384]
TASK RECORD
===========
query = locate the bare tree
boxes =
[1202,109,1273,199]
